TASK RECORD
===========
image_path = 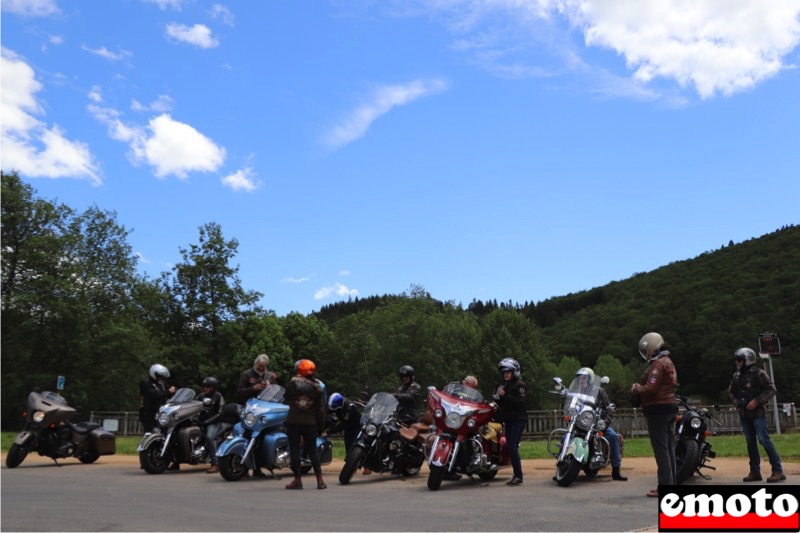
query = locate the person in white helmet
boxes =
[139,363,176,434]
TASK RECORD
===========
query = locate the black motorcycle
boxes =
[338,391,429,484]
[137,388,239,474]
[6,390,116,468]
[674,393,720,484]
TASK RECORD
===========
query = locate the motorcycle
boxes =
[339,391,429,484]
[674,392,720,484]
[137,388,237,474]
[216,384,332,481]
[6,390,116,468]
[425,383,509,491]
[547,375,611,486]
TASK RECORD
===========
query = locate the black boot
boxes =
[612,467,628,481]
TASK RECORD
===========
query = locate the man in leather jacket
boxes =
[393,365,421,425]
[728,347,785,483]
[197,376,225,474]
[235,354,276,405]
[139,364,175,434]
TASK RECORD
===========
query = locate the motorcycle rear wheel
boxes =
[339,446,365,485]
[219,453,248,481]
[79,452,100,464]
[5,443,29,468]
[427,465,446,491]
[555,456,581,487]
[139,442,168,474]
[675,439,700,485]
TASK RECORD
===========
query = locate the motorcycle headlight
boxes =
[690,417,703,429]
[243,412,256,428]
[576,410,595,430]
[32,411,45,423]
[596,419,607,431]
[365,424,378,437]
[445,412,463,429]
[158,412,170,426]
[466,418,476,428]
[434,409,443,419]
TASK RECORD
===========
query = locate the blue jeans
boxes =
[204,423,220,466]
[604,425,621,468]
[740,416,783,474]
[506,419,525,479]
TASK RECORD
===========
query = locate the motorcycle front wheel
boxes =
[427,465,446,491]
[219,453,248,481]
[675,439,700,484]
[339,446,366,485]
[5,443,29,468]
[139,441,168,474]
[555,455,581,487]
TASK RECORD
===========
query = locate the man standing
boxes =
[139,364,175,433]
[729,347,785,483]
[235,354,275,405]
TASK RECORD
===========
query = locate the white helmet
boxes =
[734,347,757,367]
[149,364,170,380]
[638,332,665,361]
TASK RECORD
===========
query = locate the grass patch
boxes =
[4,432,799,461]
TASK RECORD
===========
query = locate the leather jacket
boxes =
[729,365,776,419]
[636,351,678,416]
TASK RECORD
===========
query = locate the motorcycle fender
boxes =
[567,437,589,463]
[428,437,453,468]
[136,433,164,453]
[14,431,36,446]
[216,435,248,458]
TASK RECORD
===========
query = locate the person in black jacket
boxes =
[196,376,225,474]
[327,392,361,455]
[139,364,175,433]
[235,354,276,405]
[493,357,527,486]
[284,359,327,490]
[393,365,421,425]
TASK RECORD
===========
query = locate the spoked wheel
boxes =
[555,455,582,486]
[427,465,446,491]
[139,441,168,474]
[675,439,700,485]
[339,446,366,485]
[79,452,100,464]
[401,461,422,477]
[219,453,248,481]
[5,443,30,468]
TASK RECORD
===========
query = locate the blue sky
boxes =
[3,0,799,316]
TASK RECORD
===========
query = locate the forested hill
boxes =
[316,225,800,403]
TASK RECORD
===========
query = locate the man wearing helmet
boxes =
[393,365,422,425]
[728,347,785,483]
[492,357,527,486]
[326,392,361,455]
[196,376,225,474]
[235,354,277,405]
[139,364,176,434]
[284,359,327,490]
[631,332,678,497]
[576,368,627,481]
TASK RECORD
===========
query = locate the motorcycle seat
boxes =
[69,421,101,435]
[399,423,429,442]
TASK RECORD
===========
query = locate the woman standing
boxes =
[284,359,327,490]
[492,357,527,486]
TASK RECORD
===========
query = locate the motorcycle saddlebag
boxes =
[90,428,116,455]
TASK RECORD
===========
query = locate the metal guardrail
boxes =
[91,403,798,438]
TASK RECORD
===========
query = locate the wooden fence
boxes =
[91,403,798,438]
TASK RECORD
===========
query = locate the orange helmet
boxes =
[295,359,316,377]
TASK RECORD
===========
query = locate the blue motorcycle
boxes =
[216,384,332,481]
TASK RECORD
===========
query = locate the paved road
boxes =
[1,455,797,532]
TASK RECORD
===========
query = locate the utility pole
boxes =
[758,333,781,435]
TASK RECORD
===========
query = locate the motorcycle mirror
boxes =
[427,385,437,392]
[600,376,610,385]
[203,397,212,406]
[553,377,562,385]
[713,404,721,411]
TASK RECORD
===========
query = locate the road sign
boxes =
[57,375,66,390]
[758,333,781,355]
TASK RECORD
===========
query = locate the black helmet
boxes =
[202,376,219,389]
[498,357,521,379]
[398,365,415,379]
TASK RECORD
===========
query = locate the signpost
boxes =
[758,333,781,434]
[57,375,65,396]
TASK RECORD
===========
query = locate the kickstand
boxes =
[266,468,280,480]
[52,459,62,467]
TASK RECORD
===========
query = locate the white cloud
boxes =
[81,44,133,62]
[210,4,235,26]
[1,0,59,17]
[339,270,351,276]
[221,167,261,192]
[87,85,103,103]
[324,78,448,150]
[89,103,226,179]
[165,23,220,48]
[283,276,311,284]
[143,0,185,10]
[49,35,64,45]
[131,94,174,113]
[135,252,151,264]
[1,48,101,184]
[314,283,359,301]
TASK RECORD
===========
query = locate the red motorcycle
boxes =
[425,383,509,490]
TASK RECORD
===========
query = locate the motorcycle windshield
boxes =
[256,384,286,403]
[441,383,484,403]
[168,388,197,404]
[30,391,69,407]
[563,378,600,414]
[360,392,399,426]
